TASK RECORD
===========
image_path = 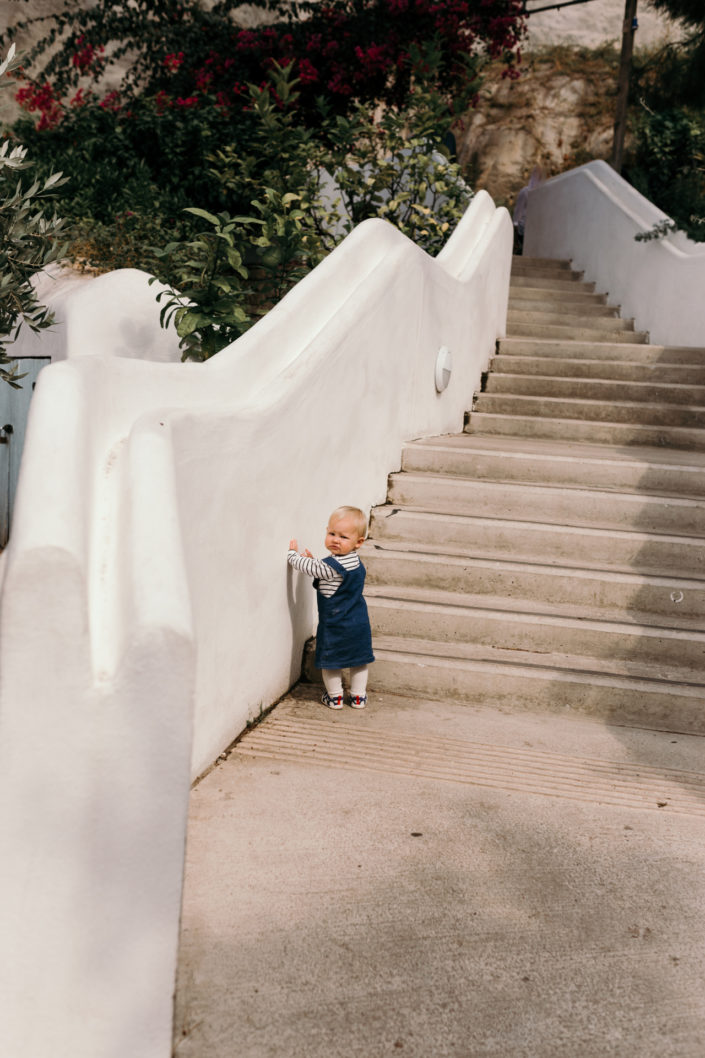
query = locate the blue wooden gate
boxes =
[0,357,51,547]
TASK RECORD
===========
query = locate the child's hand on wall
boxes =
[289,539,313,558]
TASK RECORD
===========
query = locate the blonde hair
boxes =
[328,505,368,540]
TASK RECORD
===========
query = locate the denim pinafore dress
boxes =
[314,556,375,670]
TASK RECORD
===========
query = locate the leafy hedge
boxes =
[0,46,66,385]
[1,1,525,360]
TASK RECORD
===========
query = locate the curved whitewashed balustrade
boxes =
[524,159,705,348]
[0,193,513,1058]
[10,264,184,362]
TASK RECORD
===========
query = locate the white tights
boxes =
[322,666,368,698]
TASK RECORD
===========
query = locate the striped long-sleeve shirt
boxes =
[287,549,361,597]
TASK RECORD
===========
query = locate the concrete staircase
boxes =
[361,255,705,733]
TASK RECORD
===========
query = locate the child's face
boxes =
[325,516,364,557]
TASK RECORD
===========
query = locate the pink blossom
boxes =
[70,87,90,107]
[99,89,122,112]
[297,58,319,84]
[72,36,104,72]
[163,52,185,72]
[154,89,171,113]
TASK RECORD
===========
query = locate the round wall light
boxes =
[435,346,452,392]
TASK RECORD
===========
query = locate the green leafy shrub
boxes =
[323,52,473,255]
[2,5,484,362]
[150,207,256,360]
[626,108,705,242]
[150,60,473,359]
[625,4,705,241]
[0,46,67,385]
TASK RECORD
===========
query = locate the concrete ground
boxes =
[173,687,705,1058]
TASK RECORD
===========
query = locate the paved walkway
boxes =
[173,687,705,1058]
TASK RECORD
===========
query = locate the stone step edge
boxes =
[509,280,604,294]
[506,324,650,343]
[511,256,573,266]
[371,637,705,700]
[490,355,705,376]
[474,393,705,415]
[508,316,635,333]
[366,586,705,638]
[369,507,705,548]
[498,337,705,356]
[508,293,607,307]
[497,339,670,357]
[465,412,705,445]
[403,438,705,476]
[368,630,705,687]
[510,267,583,279]
[363,547,705,592]
[406,434,705,463]
[365,535,704,583]
[396,462,705,503]
[484,372,705,398]
[388,471,705,512]
[508,301,620,318]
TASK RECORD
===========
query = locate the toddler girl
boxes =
[288,505,375,709]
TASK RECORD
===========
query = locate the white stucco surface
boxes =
[10,265,183,362]
[0,194,513,1058]
[523,159,705,348]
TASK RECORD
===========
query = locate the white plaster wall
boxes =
[8,265,183,362]
[523,159,705,348]
[0,193,513,1058]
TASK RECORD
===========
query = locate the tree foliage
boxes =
[3,0,525,124]
[624,0,705,240]
[0,46,67,385]
[647,0,705,30]
[1,1,514,360]
[150,60,473,359]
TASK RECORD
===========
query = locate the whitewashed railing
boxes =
[524,159,705,348]
[0,192,513,1058]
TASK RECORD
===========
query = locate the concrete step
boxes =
[508,309,633,332]
[508,283,607,305]
[506,322,649,343]
[472,392,705,428]
[484,372,705,407]
[386,472,705,536]
[489,354,705,386]
[497,338,705,362]
[510,258,581,280]
[366,588,705,672]
[363,547,705,620]
[508,296,619,318]
[368,507,705,576]
[401,435,705,497]
[367,636,705,735]
[512,255,574,269]
[510,274,597,293]
[466,411,705,449]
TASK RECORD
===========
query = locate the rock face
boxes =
[457,52,619,213]
[457,0,682,212]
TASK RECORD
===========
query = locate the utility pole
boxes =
[611,0,638,173]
